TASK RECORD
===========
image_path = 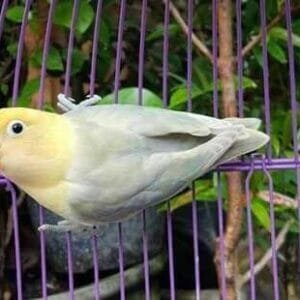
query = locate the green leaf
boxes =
[267,39,287,63]
[17,78,40,107]
[234,76,257,89]
[147,24,180,42]
[272,170,296,194]
[269,27,300,48]
[271,135,281,156]
[169,75,256,109]
[30,47,64,71]
[251,197,271,230]
[250,172,265,192]
[77,1,94,35]
[168,72,187,85]
[0,84,9,95]
[253,47,263,67]
[7,42,18,56]
[197,187,217,201]
[158,179,217,212]
[169,86,206,109]
[293,19,300,35]
[43,103,56,112]
[53,2,72,28]
[6,6,25,23]
[53,0,94,35]
[62,49,88,75]
[47,47,64,71]
[99,19,111,46]
[96,45,112,79]
[169,87,189,108]
[276,218,298,233]
[244,1,259,33]
[266,0,279,18]
[192,57,213,89]
[277,0,284,11]
[282,112,292,149]
[100,88,163,107]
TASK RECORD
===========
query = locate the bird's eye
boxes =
[6,120,26,137]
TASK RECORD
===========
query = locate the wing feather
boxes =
[65,104,213,137]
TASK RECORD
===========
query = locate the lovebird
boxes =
[0,94,269,232]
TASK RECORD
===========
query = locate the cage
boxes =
[0,0,299,299]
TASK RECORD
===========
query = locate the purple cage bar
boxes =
[0,0,299,299]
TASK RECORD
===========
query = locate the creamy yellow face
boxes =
[0,108,74,188]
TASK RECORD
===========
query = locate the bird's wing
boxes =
[65,104,214,137]
[63,105,268,223]
[64,123,241,224]
[65,104,268,164]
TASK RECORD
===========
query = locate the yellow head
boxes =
[0,108,73,188]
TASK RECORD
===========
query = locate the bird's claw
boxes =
[38,220,80,233]
[79,94,101,107]
[38,223,69,232]
[38,221,102,236]
[57,93,101,112]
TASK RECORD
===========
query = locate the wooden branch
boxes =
[24,0,64,109]
[242,4,300,57]
[217,0,236,117]
[165,0,213,62]
[258,190,297,209]
[214,1,245,299]
[161,288,248,299]
[31,254,165,300]
[237,220,292,288]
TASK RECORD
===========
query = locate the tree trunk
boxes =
[215,1,244,299]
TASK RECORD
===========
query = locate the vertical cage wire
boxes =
[114,0,127,104]
[36,0,58,298]
[244,158,257,300]
[0,0,9,42]
[0,2,21,300]
[5,1,33,298]
[137,0,151,298]
[186,0,201,298]
[113,0,127,298]
[88,2,104,299]
[284,0,300,281]
[212,0,227,299]
[162,1,176,299]
[7,182,22,300]
[236,2,256,299]
[259,0,280,298]
[259,0,272,160]
[11,0,33,106]
[63,0,81,298]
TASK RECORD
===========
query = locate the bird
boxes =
[0,94,269,232]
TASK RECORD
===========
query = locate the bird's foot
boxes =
[57,93,101,112]
[38,220,102,236]
[38,220,83,233]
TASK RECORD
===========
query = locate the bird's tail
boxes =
[213,118,269,167]
[224,117,262,130]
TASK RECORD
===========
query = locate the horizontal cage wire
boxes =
[0,0,299,300]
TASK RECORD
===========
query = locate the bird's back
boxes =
[63,104,268,224]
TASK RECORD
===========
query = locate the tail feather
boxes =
[212,128,269,168]
[224,117,262,130]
